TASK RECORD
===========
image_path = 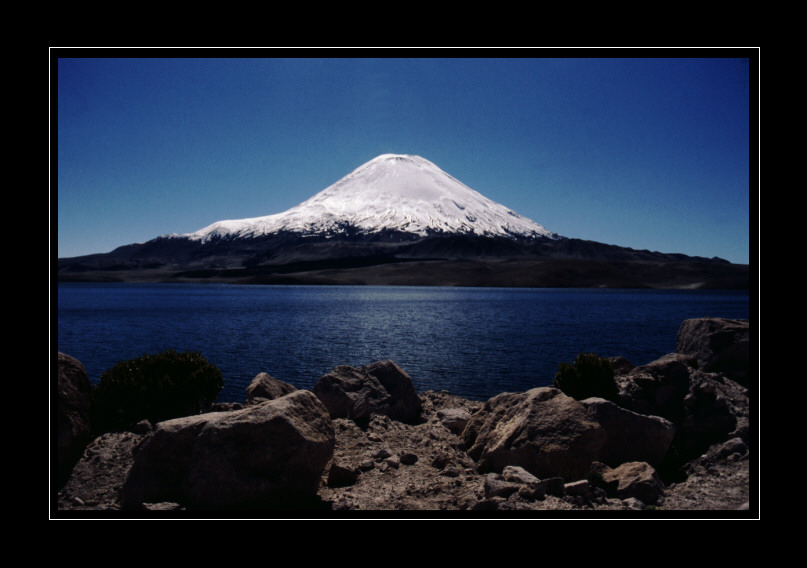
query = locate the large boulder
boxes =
[580,397,675,467]
[313,360,422,424]
[121,389,334,509]
[673,373,741,462]
[676,318,751,386]
[245,372,297,405]
[616,352,747,467]
[58,431,144,510]
[463,387,606,480]
[57,353,93,488]
[616,353,696,423]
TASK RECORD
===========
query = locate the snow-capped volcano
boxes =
[182,154,559,242]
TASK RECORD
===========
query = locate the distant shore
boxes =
[57,258,750,289]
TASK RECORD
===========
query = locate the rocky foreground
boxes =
[55,318,754,517]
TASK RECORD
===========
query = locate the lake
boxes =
[56,283,751,402]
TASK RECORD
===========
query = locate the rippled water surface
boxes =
[57,283,751,402]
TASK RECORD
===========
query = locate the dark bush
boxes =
[553,352,618,402]
[91,350,223,433]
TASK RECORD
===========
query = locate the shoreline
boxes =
[55,317,753,516]
[56,258,750,290]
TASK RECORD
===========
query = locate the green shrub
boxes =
[553,352,618,402]
[91,349,223,433]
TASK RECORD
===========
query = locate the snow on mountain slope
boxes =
[181,154,560,242]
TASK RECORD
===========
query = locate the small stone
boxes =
[400,452,418,465]
[502,465,541,486]
[543,477,566,497]
[436,408,472,435]
[431,455,450,469]
[327,464,359,488]
[564,479,590,499]
[143,502,182,511]
[131,419,153,434]
[358,460,375,471]
[384,456,400,469]
[373,448,392,460]
[622,497,646,510]
[484,474,521,499]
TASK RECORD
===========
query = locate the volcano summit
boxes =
[58,154,748,289]
[184,154,559,242]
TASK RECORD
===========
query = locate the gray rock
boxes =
[132,419,153,434]
[663,370,746,464]
[436,408,472,435]
[58,431,144,510]
[616,353,697,422]
[373,448,392,460]
[502,466,547,500]
[608,356,636,375]
[622,497,647,510]
[384,455,401,469]
[400,452,418,465]
[327,463,359,488]
[464,387,606,480]
[245,372,297,405]
[57,353,93,488]
[501,465,541,487]
[615,349,748,466]
[484,474,522,499]
[601,461,664,505]
[580,397,675,466]
[543,477,566,497]
[121,390,334,509]
[564,479,590,499]
[676,318,750,386]
[313,360,422,424]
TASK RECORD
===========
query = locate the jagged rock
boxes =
[608,356,636,375]
[120,390,334,509]
[622,497,647,510]
[484,474,521,498]
[58,431,144,509]
[57,353,93,488]
[695,437,749,468]
[676,318,750,386]
[464,387,606,480]
[209,402,244,412]
[327,463,359,488]
[616,353,697,422]
[313,359,422,424]
[132,419,153,434]
[564,479,590,499]
[399,452,418,465]
[543,477,566,497]
[600,461,664,505]
[615,350,748,468]
[501,466,547,500]
[436,408,472,435]
[580,397,675,466]
[501,465,541,487]
[674,376,738,461]
[245,372,298,404]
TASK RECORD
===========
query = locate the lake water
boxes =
[56,283,751,402]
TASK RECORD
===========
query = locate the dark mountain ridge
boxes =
[57,230,746,289]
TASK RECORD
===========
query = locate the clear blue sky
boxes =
[55,53,754,264]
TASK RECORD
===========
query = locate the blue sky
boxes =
[55,53,754,264]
